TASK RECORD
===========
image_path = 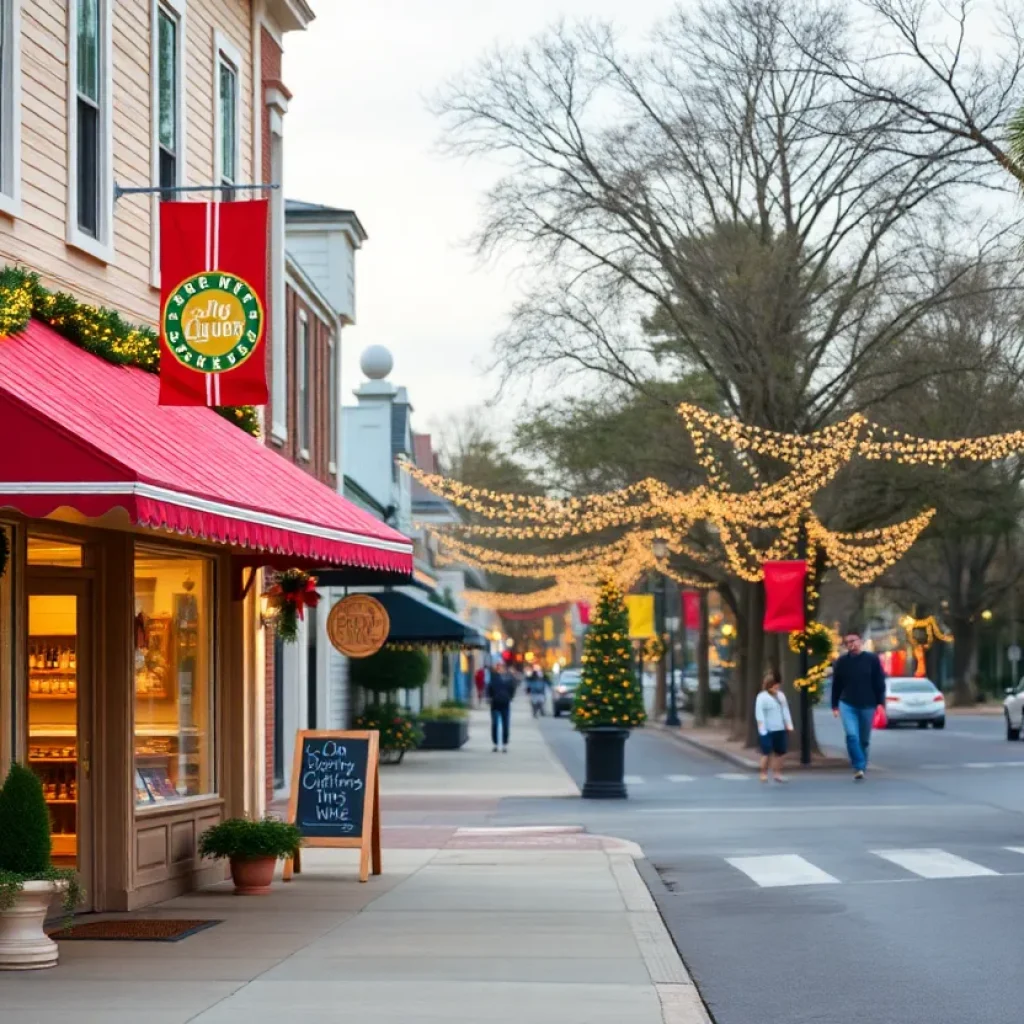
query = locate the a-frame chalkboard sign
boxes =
[283,730,382,883]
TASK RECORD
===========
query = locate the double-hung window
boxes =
[154,1,185,199]
[0,0,21,216]
[296,312,310,458]
[213,32,240,202]
[68,0,112,259]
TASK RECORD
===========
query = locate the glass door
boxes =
[26,581,92,911]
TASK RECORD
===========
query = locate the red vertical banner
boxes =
[682,591,700,630]
[762,560,807,632]
[159,200,270,406]
[576,602,591,626]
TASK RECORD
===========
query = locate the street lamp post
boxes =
[665,612,681,727]
[652,537,681,727]
[797,527,811,766]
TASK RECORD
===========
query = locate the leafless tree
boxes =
[806,0,1024,188]
[434,0,1019,743]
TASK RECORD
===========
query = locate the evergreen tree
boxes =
[572,579,647,729]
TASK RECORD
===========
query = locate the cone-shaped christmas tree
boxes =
[572,578,647,730]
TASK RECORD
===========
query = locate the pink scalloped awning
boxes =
[0,320,413,573]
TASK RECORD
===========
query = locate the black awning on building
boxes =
[372,590,487,649]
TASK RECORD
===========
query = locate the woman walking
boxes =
[755,671,794,783]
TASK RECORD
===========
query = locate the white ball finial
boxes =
[360,345,393,380]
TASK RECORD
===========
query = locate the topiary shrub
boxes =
[0,763,51,876]
[0,763,83,916]
[350,645,430,697]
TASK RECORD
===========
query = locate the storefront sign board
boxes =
[283,730,381,883]
[326,594,390,658]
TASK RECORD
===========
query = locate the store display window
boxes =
[133,549,214,805]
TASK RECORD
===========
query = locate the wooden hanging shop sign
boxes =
[326,594,390,658]
[283,730,381,883]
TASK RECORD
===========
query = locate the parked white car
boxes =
[884,677,945,728]
[1004,680,1024,741]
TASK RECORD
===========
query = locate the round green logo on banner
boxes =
[162,272,264,373]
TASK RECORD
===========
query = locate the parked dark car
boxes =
[552,668,581,717]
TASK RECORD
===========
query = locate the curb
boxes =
[654,724,759,770]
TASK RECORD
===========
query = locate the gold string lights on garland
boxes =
[0,267,259,436]
[788,622,839,695]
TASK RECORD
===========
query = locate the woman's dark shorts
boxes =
[759,730,788,756]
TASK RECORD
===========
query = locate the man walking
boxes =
[831,629,886,780]
[486,662,516,753]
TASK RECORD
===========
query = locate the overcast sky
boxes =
[283,1,672,439]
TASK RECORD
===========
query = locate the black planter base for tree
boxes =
[581,726,631,799]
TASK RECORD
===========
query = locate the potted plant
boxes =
[197,817,302,895]
[571,579,647,798]
[353,703,423,764]
[0,763,83,970]
[418,703,470,750]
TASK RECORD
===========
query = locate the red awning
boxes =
[0,321,413,573]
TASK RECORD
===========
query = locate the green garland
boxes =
[0,266,259,436]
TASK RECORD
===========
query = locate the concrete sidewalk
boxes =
[3,705,707,1023]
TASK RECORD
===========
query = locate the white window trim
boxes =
[297,309,310,461]
[327,334,338,476]
[0,0,22,218]
[269,123,287,444]
[149,0,188,288]
[66,0,115,263]
[212,29,242,192]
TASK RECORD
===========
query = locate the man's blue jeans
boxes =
[491,705,510,747]
[838,701,876,772]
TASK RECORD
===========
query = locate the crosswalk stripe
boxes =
[726,854,840,888]
[1005,847,1024,856]
[872,848,997,879]
[666,774,696,783]
[716,773,751,781]
[624,775,644,784]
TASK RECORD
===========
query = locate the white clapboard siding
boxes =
[1,0,254,329]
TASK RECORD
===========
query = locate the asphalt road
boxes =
[495,708,1024,1024]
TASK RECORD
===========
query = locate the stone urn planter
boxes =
[581,727,631,799]
[0,880,65,971]
[228,857,277,896]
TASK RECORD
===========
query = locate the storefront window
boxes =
[133,549,214,805]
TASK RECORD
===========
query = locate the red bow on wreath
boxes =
[265,570,321,642]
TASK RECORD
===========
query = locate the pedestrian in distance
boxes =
[526,669,546,718]
[755,670,793,783]
[474,664,488,707]
[486,663,516,753]
[831,628,886,781]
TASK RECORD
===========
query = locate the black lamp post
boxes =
[797,526,811,766]
[652,537,681,727]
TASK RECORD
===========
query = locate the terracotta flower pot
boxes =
[0,880,65,970]
[229,856,277,895]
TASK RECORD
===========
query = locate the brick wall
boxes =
[274,285,334,483]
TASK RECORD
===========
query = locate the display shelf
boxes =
[31,757,77,764]
[28,693,76,701]
[45,799,76,805]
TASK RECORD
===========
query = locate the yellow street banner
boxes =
[626,594,655,638]
[543,617,555,642]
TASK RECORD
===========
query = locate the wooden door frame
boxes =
[26,575,95,913]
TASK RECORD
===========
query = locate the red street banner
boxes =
[159,200,269,406]
[762,560,807,632]
[682,591,700,631]
[576,602,591,626]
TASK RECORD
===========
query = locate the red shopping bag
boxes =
[872,705,887,729]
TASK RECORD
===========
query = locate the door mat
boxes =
[49,919,221,942]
